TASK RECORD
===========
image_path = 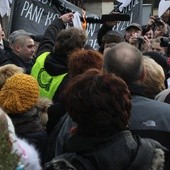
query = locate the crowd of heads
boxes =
[0,9,170,169]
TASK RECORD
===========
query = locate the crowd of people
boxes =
[0,8,170,170]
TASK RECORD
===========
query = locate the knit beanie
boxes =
[0,74,39,114]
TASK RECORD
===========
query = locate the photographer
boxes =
[142,15,170,39]
[154,20,170,38]
[124,23,152,52]
[124,23,143,48]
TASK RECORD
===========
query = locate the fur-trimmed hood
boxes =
[0,108,42,170]
[4,97,52,135]
[151,148,164,170]
[35,97,52,126]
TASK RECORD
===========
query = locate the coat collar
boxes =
[127,83,146,97]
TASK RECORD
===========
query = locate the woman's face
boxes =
[154,25,166,38]
[145,30,154,39]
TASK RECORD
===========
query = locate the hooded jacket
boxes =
[8,98,49,166]
[32,17,69,134]
[33,17,69,103]
[47,82,170,168]
[0,109,42,170]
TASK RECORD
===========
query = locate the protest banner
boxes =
[9,0,143,49]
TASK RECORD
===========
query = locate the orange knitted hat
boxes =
[0,74,39,114]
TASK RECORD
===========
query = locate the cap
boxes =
[126,23,142,31]
[9,29,35,44]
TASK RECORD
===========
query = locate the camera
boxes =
[137,36,144,44]
[154,17,163,25]
[160,37,170,47]
[155,17,161,22]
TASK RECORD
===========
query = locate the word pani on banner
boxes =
[20,1,59,26]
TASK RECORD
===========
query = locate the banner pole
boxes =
[7,0,16,37]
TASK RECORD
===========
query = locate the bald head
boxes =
[103,42,143,83]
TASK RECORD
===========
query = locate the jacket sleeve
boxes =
[36,17,66,57]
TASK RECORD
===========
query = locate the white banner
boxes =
[158,0,170,17]
[0,0,11,17]
[117,0,133,12]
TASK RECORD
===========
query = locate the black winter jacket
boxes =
[46,83,170,168]
[47,130,166,170]
[9,107,48,166]
[35,17,70,134]
[0,50,34,74]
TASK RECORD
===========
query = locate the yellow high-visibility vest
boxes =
[31,52,67,100]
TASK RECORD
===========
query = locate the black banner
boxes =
[10,0,101,34]
[112,0,143,32]
[10,0,62,34]
[10,0,143,50]
[86,0,143,49]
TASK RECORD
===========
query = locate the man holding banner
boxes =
[31,12,87,134]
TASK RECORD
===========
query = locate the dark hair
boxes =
[102,30,124,45]
[65,69,131,137]
[99,30,124,54]
[103,42,143,83]
[54,27,87,56]
[143,51,169,75]
[68,49,103,77]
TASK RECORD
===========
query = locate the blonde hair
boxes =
[143,56,165,99]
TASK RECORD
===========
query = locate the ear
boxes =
[15,44,21,53]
